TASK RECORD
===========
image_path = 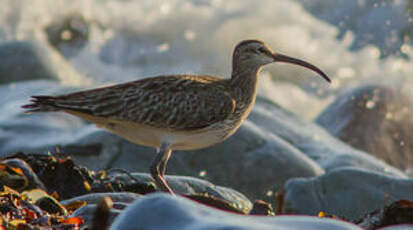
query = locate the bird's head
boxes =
[232,40,330,82]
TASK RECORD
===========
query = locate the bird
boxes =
[22,39,330,194]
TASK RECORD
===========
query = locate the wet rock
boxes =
[357,200,413,230]
[112,172,253,214]
[316,84,413,170]
[110,193,362,230]
[0,186,85,229]
[0,41,56,84]
[5,151,253,216]
[284,168,413,221]
[0,158,47,192]
[35,195,67,215]
[176,121,324,201]
[63,178,252,226]
[249,97,406,177]
[72,203,122,230]
[12,151,252,215]
[45,14,90,57]
[249,200,274,216]
[185,194,247,214]
[0,41,86,84]
[379,225,413,230]
[14,154,94,200]
[1,158,46,191]
[60,192,140,206]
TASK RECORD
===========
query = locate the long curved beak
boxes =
[272,53,331,83]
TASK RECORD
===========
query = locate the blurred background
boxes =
[0,0,411,117]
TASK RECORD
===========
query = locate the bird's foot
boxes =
[155,175,176,196]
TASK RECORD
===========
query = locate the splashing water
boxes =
[0,0,412,118]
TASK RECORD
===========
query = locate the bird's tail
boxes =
[21,96,62,113]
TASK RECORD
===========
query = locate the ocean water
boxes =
[0,0,412,118]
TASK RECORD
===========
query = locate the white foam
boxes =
[0,0,412,117]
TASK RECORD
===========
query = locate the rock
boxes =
[0,41,87,85]
[0,186,84,229]
[248,97,406,177]
[112,172,253,214]
[110,193,362,230]
[60,192,141,206]
[0,80,88,153]
[185,193,249,214]
[249,200,274,216]
[284,168,413,221]
[13,153,95,200]
[357,200,413,229]
[379,225,413,230]
[35,195,67,215]
[1,158,46,191]
[72,202,122,229]
[171,120,325,201]
[316,84,413,170]
[0,42,56,83]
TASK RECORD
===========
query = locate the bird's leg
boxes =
[159,149,172,176]
[150,143,174,194]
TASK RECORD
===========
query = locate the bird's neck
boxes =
[229,65,261,116]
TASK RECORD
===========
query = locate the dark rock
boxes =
[113,172,253,214]
[71,203,122,229]
[60,192,140,206]
[248,97,406,177]
[249,200,274,216]
[169,120,323,203]
[284,168,413,221]
[35,196,67,215]
[0,41,56,84]
[110,193,362,230]
[0,81,88,154]
[0,166,27,191]
[316,84,413,170]
[1,158,46,191]
[0,189,84,229]
[185,194,246,214]
[357,200,413,230]
[9,153,96,200]
[0,41,85,84]
[379,225,413,230]
[4,152,251,215]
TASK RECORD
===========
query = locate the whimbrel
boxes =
[22,40,330,194]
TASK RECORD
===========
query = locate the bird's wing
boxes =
[27,75,236,130]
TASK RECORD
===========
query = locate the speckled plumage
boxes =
[23,40,330,194]
[27,75,236,130]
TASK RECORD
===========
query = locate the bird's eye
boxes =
[258,47,266,53]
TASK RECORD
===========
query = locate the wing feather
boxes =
[29,75,236,130]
